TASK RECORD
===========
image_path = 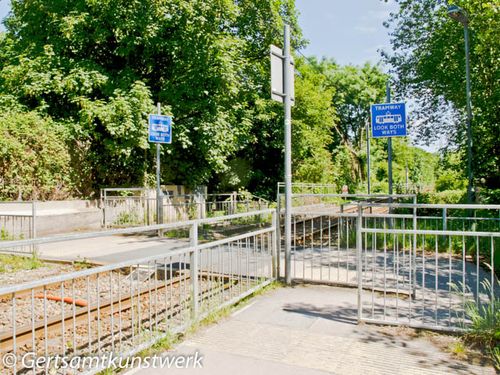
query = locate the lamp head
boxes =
[447,5,469,26]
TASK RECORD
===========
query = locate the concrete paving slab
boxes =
[135,285,496,375]
[37,235,189,263]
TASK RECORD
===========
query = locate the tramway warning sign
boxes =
[148,114,172,144]
[370,102,407,138]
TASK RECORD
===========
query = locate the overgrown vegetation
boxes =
[0,254,44,273]
[384,0,499,198]
[461,280,500,370]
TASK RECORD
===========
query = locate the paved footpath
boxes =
[37,235,188,264]
[135,285,495,375]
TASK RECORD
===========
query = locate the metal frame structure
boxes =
[2,192,500,374]
[0,201,37,255]
[357,202,499,331]
[100,189,269,228]
[276,195,499,332]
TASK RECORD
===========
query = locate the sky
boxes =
[294,0,442,152]
[295,0,399,66]
[0,1,8,30]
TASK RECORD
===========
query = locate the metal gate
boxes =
[279,194,500,331]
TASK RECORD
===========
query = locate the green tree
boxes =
[0,102,73,200]
[384,0,499,191]
[1,0,304,197]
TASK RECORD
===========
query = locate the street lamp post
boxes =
[448,4,473,204]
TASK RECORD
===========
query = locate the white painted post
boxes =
[190,222,199,320]
[356,202,363,322]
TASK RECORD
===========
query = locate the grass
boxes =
[448,341,468,360]
[449,279,500,370]
[0,253,44,273]
[463,280,500,370]
[73,258,94,270]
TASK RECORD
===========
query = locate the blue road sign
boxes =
[148,114,172,144]
[371,102,407,138]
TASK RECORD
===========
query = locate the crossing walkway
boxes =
[136,285,495,375]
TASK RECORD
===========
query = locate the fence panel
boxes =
[277,194,415,285]
[357,203,500,331]
[0,209,275,375]
[101,190,269,228]
[0,202,36,255]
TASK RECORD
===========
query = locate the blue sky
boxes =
[295,0,399,66]
[0,1,8,30]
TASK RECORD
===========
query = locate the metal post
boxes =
[464,25,473,204]
[356,202,363,322]
[156,103,163,233]
[31,201,37,256]
[412,195,417,299]
[275,186,281,279]
[102,189,107,228]
[284,24,293,285]
[272,210,278,279]
[190,222,199,319]
[146,190,150,226]
[386,82,393,197]
[366,121,371,195]
[442,207,447,231]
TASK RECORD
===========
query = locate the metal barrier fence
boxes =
[357,202,499,332]
[277,182,338,195]
[278,195,499,331]
[0,202,36,255]
[277,193,416,282]
[101,189,269,228]
[0,209,276,375]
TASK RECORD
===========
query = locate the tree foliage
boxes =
[0,103,73,199]
[0,0,304,198]
[384,0,499,189]
[0,0,448,201]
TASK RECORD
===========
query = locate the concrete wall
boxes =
[0,200,102,237]
[0,200,99,213]
[35,210,102,236]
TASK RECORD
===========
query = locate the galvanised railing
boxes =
[100,189,269,228]
[356,202,499,331]
[0,209,276,375]
[0,201,37,255]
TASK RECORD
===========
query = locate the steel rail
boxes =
[0,272,234,352]
[362,227,500,237]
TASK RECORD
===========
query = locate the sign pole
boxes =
[386,82,393,197]
[284,24,292,285]
[366,121,371,195]
[156,102,163,228]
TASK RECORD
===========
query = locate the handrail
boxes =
[0,208,274,249]
[0,224,275,296]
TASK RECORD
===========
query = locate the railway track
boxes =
[0,270,237,354]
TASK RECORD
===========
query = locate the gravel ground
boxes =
[0,262,84,287]
[0,269,256,375]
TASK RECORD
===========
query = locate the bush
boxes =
[417,189,466,204]
[480,189,500,205]
[0,108,73,200]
